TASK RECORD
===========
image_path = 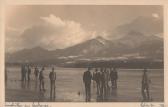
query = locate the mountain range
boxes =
[6,30,163,64]
[6,16,163,64]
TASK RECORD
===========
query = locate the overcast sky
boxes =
[5,5,163,52]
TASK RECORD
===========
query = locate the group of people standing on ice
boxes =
[20,65,57,100]
[83,67,118,101]
[21,65,32,82]
[6,64,151,102]
[83,67,151,102]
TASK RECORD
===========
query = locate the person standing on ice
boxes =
[49,67,56,99]
[83,67,92,102]
[141,68,151,101]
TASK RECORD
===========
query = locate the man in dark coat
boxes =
[27,66,31,82]
[95,68,101,95]
[83,68,92,102]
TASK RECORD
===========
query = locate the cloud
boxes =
[5,27,23,52]
[107,15,163,40]
[6,14,97,52]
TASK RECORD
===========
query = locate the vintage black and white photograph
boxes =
[5,5,164,102]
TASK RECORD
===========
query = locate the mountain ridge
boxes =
[6,30,163,63]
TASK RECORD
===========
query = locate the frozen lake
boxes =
[5,66,164,102]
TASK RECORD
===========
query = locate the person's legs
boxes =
[102,83,105,99]
[23,75,25,82]
[96,82,99,95]
[21,71,23,81]
[85,84,88,101]
[115,80,117,88]
[39,80,42,91]
[27,74,29,81]
[88,84,91,101]
[35,77,38,90]
[112,80,115,87]
[98,82,101,95]
[28,75,29,81]
[50,81,52,99]
[53,81,56,98]
[104,82,107,97]
[29,74,30,81]
[42,80,45,91]
[113,80,116,88]
[146,85,150,100]
[141,84,146,100]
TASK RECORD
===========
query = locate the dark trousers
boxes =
[39,79,45,91]
[28,74,30,81]
[100,82,106,99]
[96,82,101,95]
[23,74,26,82]
[21,71,24,81]
[50,80,56,99]
[85,83,91,101]
[111,80,117,88]
[114,80,117,88]
[142,83,150,100]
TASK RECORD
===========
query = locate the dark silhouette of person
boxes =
[113,68,118,89]
[105,69,110,93]
[100,68,106,100]
[141,69,151,101]
[39,67,45,91]
[95,68,101,96]
[27,66,31,82]
[20,65,27,89]
[83,68,92,102]
[34,66,39,90]
[92,69,96,88]
[110,68,115,88]
[34,67,39,81]
[49,67,56,99]
[23,65,27,82]
[21,65,24,81]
